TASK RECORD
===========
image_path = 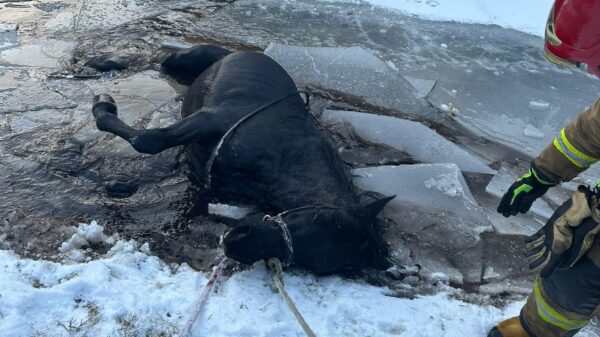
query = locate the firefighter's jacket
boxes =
[536,97,600,182]
[522,97,600,337]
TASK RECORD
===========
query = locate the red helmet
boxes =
[545,0,600,77]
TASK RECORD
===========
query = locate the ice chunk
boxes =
[485,208,544,236]
[76,0,169,32]
[88,71,176,125]
[161,40,194,50]
[0,115,39,134]
[353,164,492,284]
[386,60,398,71]
[523,124,545,139]
[0,23,18,52]
[425,172,467,197]
[528,100,550,111]
[322,109,495,174]
[0,39,73,68]
[354,164,487,226]
[265,43,434,118]
[0,70,18,92]
[486,164,555,220]
[44,12,75,34]
[208,203,253,220]
[0,23,17,32]
[0,71,77,114]
[403,76,437,99]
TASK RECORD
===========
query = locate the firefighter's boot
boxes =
[488,317,529,337]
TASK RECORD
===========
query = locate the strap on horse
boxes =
[205,90,309,189]
[262,205,340,267]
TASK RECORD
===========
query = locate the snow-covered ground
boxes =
[324,0,554,36]
[0,222,528,337]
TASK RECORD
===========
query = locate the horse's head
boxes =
[222,196,395,274]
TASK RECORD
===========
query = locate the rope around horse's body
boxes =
[204,91,309,190]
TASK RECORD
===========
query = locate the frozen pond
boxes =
[0,3,599,330]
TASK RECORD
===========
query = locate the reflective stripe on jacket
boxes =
[536,97,600,181]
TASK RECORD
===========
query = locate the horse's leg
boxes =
[93,94,222,154]
[161,45,231,85]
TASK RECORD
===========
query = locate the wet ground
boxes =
[0,0,415,272]
[1,0,599,305]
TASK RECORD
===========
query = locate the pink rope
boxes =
[180,257,228,337]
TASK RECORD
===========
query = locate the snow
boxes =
[3,221,598,337]
[321,109,495,174]
[424,172,465,197]
[323,0,554,37]
[0,221,525,337]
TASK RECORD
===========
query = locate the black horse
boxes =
[92,45,394,274]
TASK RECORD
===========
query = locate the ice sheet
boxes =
[0,23,18,52]
[265,43,435,119]
[322,0,553,37]
[353,164,492,283]
[322,109,495,174]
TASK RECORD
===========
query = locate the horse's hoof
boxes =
[92,93,118,118]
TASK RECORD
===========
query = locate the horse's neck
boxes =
[271,146,359,212]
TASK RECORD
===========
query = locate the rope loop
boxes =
[263,214,294,267]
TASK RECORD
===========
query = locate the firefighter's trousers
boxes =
[521,242,600,337]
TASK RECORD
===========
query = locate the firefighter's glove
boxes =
[525,185,600,277]
[497,163,558,218]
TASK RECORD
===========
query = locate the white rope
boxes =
[268,258,317,337]
[180,257,228,337]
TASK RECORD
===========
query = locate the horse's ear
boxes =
[363,195,395,218]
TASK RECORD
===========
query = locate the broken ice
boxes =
[321,109,495,174]
[265,43,436,119]
[0,23,18,52]
[353,164,492,284]
[353,164,487,226]
[523,124,545,139]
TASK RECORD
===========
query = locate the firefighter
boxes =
[489,1,600,336]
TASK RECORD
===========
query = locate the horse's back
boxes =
[182,51,297,118]
[179,51,303,190]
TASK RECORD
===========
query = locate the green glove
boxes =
[497,162,558,218]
